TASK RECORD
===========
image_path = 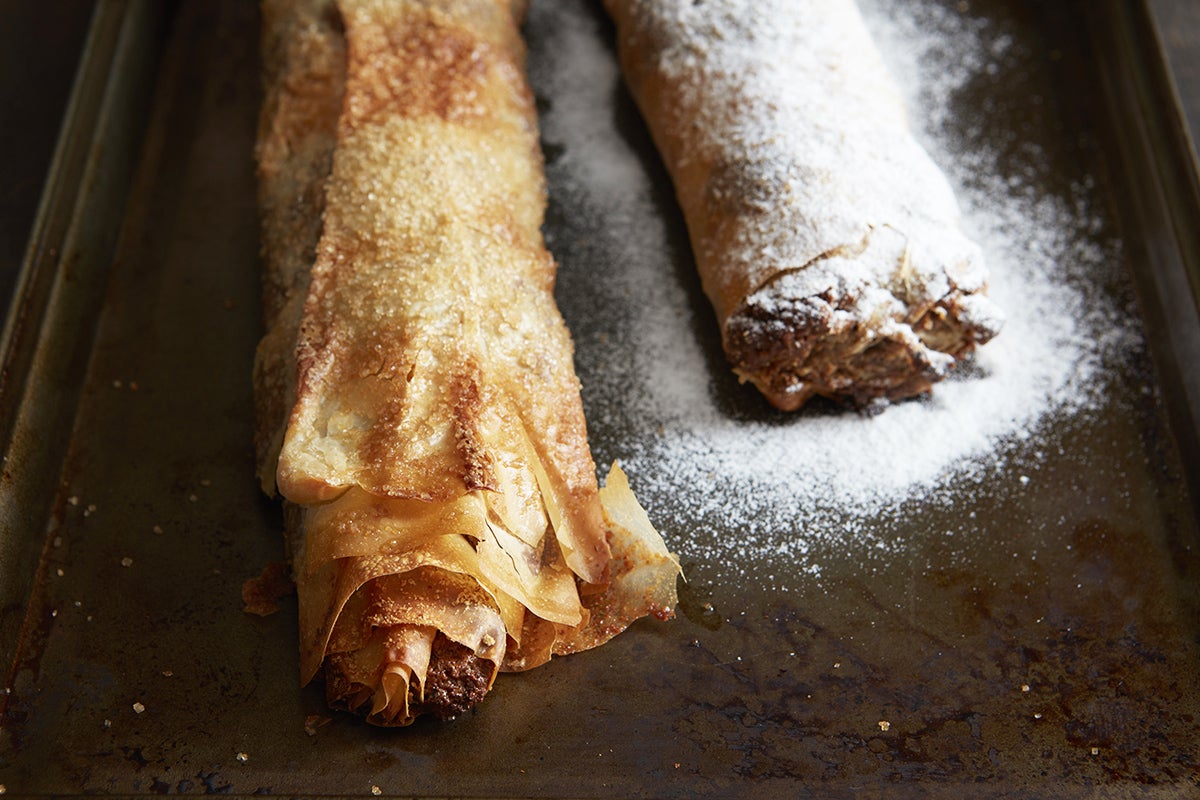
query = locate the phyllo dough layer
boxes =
[255,0,679,726]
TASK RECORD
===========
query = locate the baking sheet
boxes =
[2,0,1199,797]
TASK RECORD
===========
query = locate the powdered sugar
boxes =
[615,0,992,335]
[525,0,1141,588]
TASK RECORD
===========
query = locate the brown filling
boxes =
[725,287,992,411]
[406,635,492,721]
[325,632,491,725]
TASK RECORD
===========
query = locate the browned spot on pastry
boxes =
[451,367,498,492]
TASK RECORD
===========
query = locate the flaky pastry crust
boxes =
[255,0,678,725]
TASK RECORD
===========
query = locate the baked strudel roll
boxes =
[254,0,679,726]
[605,0,1003,410]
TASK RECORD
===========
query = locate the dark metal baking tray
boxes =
[1,0,1198,797]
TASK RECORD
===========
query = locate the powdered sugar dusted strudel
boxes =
[604,0,1003,410]
[254,0,679,726]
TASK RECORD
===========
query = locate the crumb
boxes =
[113,380,122,389]
[1021,684,1030,692]
[371,786,382,796]
[56,568,64,577]
[132,702,146,714]
[878,720,891,732]
[304,715,332,736]
[50,609,57,618]
[243,561,294,616]
[103,719,111,728]
[152,525,164,535]
[68,496,79,507]
[236,752,249,764]
[1090,747,1099,755]
[120,557,133,568]
[162,670,173,677]
[1033,712,1042,720]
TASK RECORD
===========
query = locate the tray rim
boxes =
[2,0,1200,796]
[0,0,172,698]
[1091,0,1200,512]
